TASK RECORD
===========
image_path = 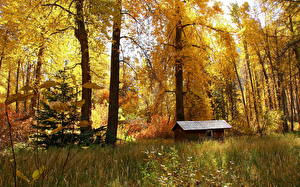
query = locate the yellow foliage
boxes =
[49,101,71,111]
[71,100,85,108]
[39,81,59,89]
[32,166,45,182]
[5,93,34,105]
[79,120,92,127]
[48,125,64,135]
[82,82,104,89]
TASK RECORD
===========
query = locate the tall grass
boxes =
[0,135,299,186]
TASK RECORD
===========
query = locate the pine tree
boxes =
[31,68,81,147]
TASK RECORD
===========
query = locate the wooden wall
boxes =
[174,127,225,141]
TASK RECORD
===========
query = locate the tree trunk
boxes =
[106,0,122,145]
[0,33,6,71]
[0,50,4,71]
[274,30,289,132]
[278,74,289,132]
[175,19,185,121]
[30,44,44,115]
[24,62,31,112]
[265,32,279,109]
[75,0,92,132]
[232,57,250,127]
[7,68,11,98]
[295,79,300,125]
[15,60,21,113]
[243,41,260,131]
[289,15,300,72]
[256,50,273,109]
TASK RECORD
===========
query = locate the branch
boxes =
[50,26,75,35]
[42,3,75,16]
[165,90,175,93]
[120,59,138,75]
[278,38,300,58]
[65,63,81,70]
[189,44,212,51]
[182,22,229,33]
[162,43,176,48]
[121,12,141,25]
[121,36,153,68]
[182,23,195,28]
[284,0,300,3]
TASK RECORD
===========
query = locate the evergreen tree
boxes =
[31,68,81,147]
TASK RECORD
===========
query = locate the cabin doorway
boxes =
[206,130,212,137]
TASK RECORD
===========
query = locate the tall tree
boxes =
[74,0,92,131]
[106,0,122,145]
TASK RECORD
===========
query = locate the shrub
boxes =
[261,110,283,134]
[0,104,33,150]
[134,115,174,139]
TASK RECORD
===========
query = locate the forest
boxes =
[0,0,299,186]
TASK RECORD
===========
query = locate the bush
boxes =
[261,110,283,134]
[0,104,32,150]
[127,115,174,139]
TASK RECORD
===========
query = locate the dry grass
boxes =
[0,134,299,186]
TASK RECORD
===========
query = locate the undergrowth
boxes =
[0,135,299,186]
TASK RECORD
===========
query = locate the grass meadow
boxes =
[0,134,299,186]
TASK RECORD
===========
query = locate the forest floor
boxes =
[0,134,299,187]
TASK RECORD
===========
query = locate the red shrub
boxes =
[0,104,33,149]
[128,115,174,139]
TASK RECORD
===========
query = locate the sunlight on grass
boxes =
[0,135,299,186]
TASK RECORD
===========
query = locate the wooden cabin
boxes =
[172,120,232,141]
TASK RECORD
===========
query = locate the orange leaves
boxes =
[126,115,174,139]
[0,104,33,149]
[16,170,30,183]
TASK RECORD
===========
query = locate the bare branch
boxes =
[189,44,212,51]
[165,90,175,93]
[120,59,138,75]
[122,11,141,25]
[42,3,75,16]
[50,26,75,35]
[121,36,153,68]
[182,22,229,33]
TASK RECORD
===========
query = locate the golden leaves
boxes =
[48,125,64,135]
[79,120,92,127]
[39,80,60,89]
[49,101,71,111]
[20,85,34,92]
[32,166,45,182]
[237,27,246,36]
[5,93,34,105]
[82,82,104,89]
[16,166,45,184]
[44,117,56,122]
[71,100,85,108]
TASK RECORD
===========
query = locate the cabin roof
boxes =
[172,120,232,131]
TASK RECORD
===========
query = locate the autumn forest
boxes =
[0,0,299,186]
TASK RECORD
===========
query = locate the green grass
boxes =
[0,135,299,186]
